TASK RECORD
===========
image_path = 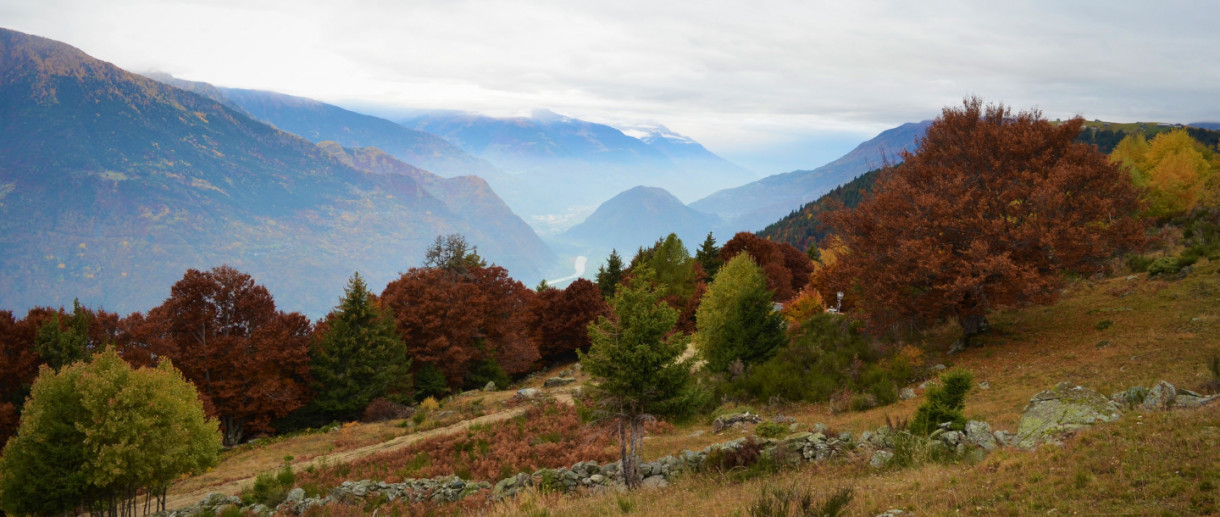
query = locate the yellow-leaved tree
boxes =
[1110,129,1219,218]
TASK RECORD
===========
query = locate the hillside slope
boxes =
[0,28,549,317]
[691,121,930,232]
[561,186,721,255]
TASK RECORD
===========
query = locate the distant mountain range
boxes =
[0,28,553,318]
[690,121,931,232]
[398,110,756,232]
[561,186,720,256]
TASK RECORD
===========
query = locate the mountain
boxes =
[1188,122,1220,131]
[690,121,931,232]
[758,167,886,251]
[560,186,721,256]
[399,110,755,233]
[0,28,552,318]
[200,87,505,181]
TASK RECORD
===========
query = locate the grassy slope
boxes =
[171,258,1220,515]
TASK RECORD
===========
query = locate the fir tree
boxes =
[695,232,723,279]
[581,267,706,488]
[596,249,624,299]
[311,272,411,422]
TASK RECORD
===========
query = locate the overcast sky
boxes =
[4,0,1218,173]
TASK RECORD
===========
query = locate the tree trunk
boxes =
[950,312,990,354]
[618,416,639,488]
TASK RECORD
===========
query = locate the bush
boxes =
[1148,256,1182,277]
[747,485,853,517]
[1203,355,1220,395]
[909,369,972,435]
[755,421,789,439]
[464,357,510,391]
[1126,254,1155,273]
[242,460,295,507]
[362,398,412,423]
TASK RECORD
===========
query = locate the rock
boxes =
[687,430,705,438]
[640,475,668,490]
[201,493,232,507]
[711,412,762,433]
[978,381,991,390]
[1113,386,1149,409]
[483,381,497,391]
[285,487,306,504]
[812,422,828,433]
[876,510,906,517]
[543,376,577,388]
[1142,380,1177,410]
[248,503,272,516]
[1176,388,1220,408]
[1015,383,1122,449]
[560,369,573,377]
[589,474,606,485]
[869,450,894,469]
[433,410,455,420]
[993,430,1014,447]
[898,387,917,400]
[964,420,998,450]
[772,415,796,424]
[516,387,540,399]
[940,430,963,446]
[931,364,947,372]
[1094,340,1113,349]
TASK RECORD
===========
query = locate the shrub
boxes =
[1203,355,1220,395]
[1148,256,1182,277]
[1095,320,1113,330]
[242,460,295,507]
[1126,254,1154,273]
[889,430,959,469]
[419,397,440,412]
[362,398,411,423]
[747,485,854,517]
[909,369,972,435]
[755,421,789,439]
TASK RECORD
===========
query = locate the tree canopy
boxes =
[0,348,219,516]
[581,267,705,488]
[720,232,813,303]
[695,253,786,373]
[817,98,1146,347]
[131,265,312,445]
[310,272,412,422]
[526,278,607,362]
[1110,129,1219,219]
[596,249,625,299]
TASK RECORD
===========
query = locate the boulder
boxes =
[869,450,894,469]
[898,387,917,400]
[516,387,540,399]
[285,487,306,504]
[1142,380,1176,410]
[483,381,497,391]
[543,376,577,388]
[1014,383,1122,449]
[641,475,669,490]
[1176,388,1220,408]
[711,412,762,433]
[963,420,998,450]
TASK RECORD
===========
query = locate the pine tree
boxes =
[695,254,787,373]
[311,272,411,422]
[596,249,624,299]
[581,267,706,488]
[695,232,723,279]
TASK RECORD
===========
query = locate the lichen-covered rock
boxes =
[712,412,762,433]
[869,450,894,469]
[640,475,668,490]
[543,376,576,388]
[483,381,497,391]
[1142,380,1177,410]
[1015,383,1121,449]
[515,387,540,399]
[899,387,917,400]
[964,420,998,450]
[1176,388,1219,408]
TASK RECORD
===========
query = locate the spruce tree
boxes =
[311,272,411,422]
[695,254,786,373]
[596,249,624,299]
[695,232,723,278]
[581,267,706,488]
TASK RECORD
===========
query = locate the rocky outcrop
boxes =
[1015,383,1122,449]
[711,412,763,433]
[543,377,577,388]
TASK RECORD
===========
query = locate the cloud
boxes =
[3,0,1218,172]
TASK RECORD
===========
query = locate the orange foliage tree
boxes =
[382,263,537,391]
[720,232,813,303]
[526,278,607,363]
[817,98,1146,350]
[131,266,312,445]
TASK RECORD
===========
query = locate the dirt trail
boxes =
[165,391,574,511]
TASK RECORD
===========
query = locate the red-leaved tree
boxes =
[382,264,537,390]
[816,98,1146,349]
[527,278,608,362]
[131,265,312,445]
[720,232,813,303]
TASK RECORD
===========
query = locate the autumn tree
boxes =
[580,267,705,489]
[0,348,219,516]
[424,233,487,273]
[382,241,537,391]
[0,311,40,443]
[526,278,608,362]
[818,98,1146,350]
[135,265,312,445]
[695,232,724,279]
[596,249,625,299]
[311,272,412,423]
[720,232,812,303]
[1110,129,1219,219]
[695,254,786,373]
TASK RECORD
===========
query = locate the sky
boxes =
[3,0,1218,174]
